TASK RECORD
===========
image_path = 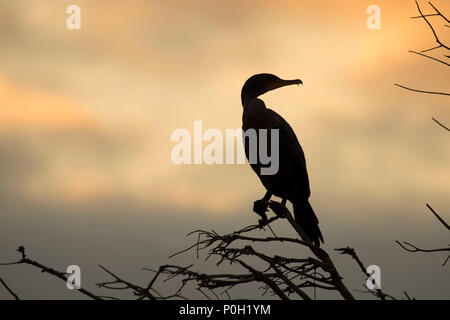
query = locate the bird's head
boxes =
[241,73,302,104]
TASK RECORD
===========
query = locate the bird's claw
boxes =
[268,200,288,218]
[253,199,269,222]
[258,217,269,228]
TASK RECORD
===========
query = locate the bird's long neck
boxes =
[241,96,267,119]
[241,89,261,109]
[241,95,254,108]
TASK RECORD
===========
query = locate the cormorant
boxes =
[241,73,324,246]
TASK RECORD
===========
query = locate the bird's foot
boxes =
[253,199,269,222]
[258,217,269,228]
[268,200,288,218]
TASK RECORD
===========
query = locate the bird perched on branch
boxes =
[241,73,324,246]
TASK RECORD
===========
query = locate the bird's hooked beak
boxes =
[267,78,303,91]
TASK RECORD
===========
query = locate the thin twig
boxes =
[394,83,450,96]
[415,1,450,51]
[0,277,20,300]
[427,204,450,230]
[432,118,450,131]
[408,50,450,67]
[0,246,102,300]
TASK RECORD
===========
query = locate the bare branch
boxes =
[408,50,450,67]
[396,204,449,266]
[428,2,450,23]
[0,277,20,300]
[410,13,440,19]
[335,247,396,300]
[432,118,450,131]
[415,1,450,51]
[97,265,157,300]
[394,83,450,96]
[0,246,102,300]
[426,203,450,230]
[421,44,443,53]
[395,241,449,253]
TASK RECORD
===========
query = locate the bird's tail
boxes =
[292,199,324,247]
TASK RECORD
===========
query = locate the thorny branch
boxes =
[1,201,444,299]
[0,246,102,300]
[148,203,356,300]
[0,201,380,300]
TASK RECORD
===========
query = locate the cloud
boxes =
[0,0,449,299]
[0,76,97,131]
[0,0,448,214]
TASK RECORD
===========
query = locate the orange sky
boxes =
[0,0,449,216]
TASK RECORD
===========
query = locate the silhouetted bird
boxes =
[241,73,324,246]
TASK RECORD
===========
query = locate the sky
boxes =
[0,0,449,299]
